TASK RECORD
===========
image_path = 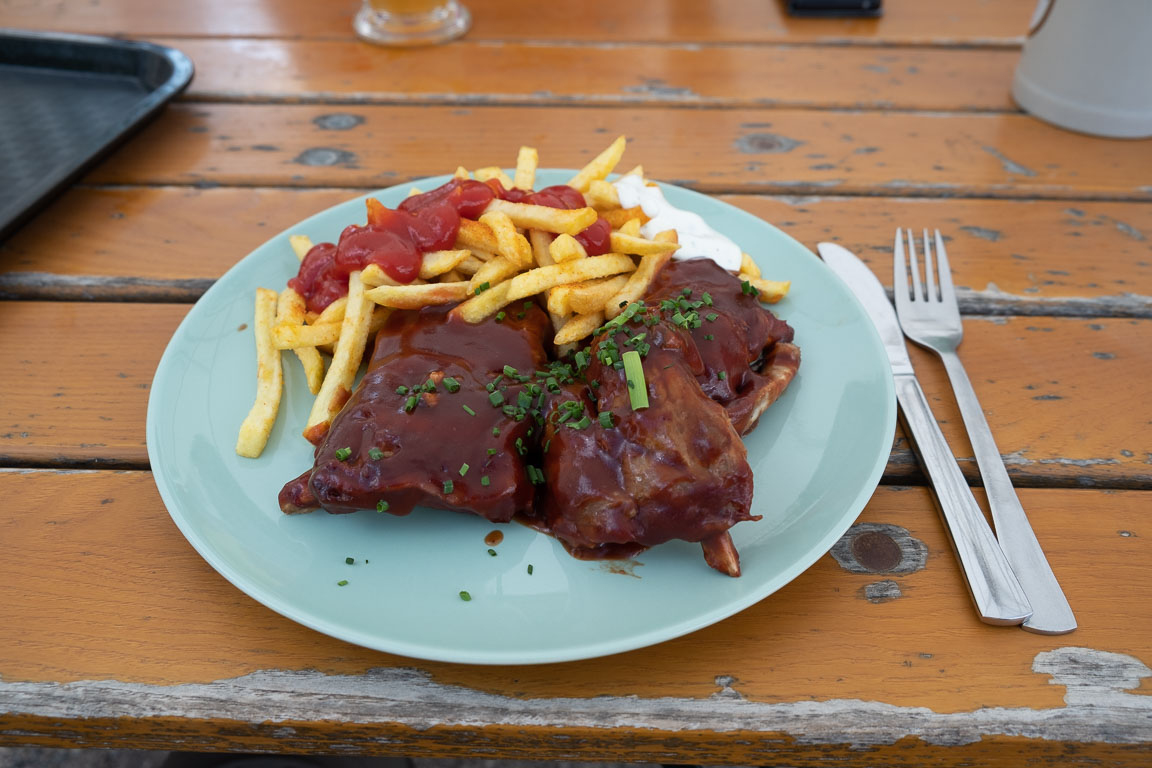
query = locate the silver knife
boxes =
[818,241,1032,626]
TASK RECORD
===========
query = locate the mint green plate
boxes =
[146,171,895,665]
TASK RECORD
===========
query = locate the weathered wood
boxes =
[4,188,1149,314]
[3,0,1037,45]
[0,469,1148,763]
[1,301,1148,489]
[161,38,1019,112]
[83,104,1152,200]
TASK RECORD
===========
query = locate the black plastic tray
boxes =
[0,29,194,241]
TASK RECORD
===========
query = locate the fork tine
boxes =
[934,229,957,309]
[922,228,937,302]
[893,228,908,302]
[906,228,923,301]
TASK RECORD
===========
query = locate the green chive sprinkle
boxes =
[487,548,497,557]
[475,281,491,293]
[702,292,713,306]
[741,279,760,297]
[622,350,649,410]
[503,365,518,377]
[719,371,728,380]
[396,385,409,395]
[345,557,354,565]
[443,479,454,494]
[706,312,719,322]
[337,580,348,587]
[459,590,472,601]
[334,447,352,461]
[368,447,384,460]
[481,476,491,487]
[376,500,389,513]
[443,376,461,393]
[527,564,534,575]
[404,394,419,412]
[704,334,714,340]
[495,311,506,322]
[459,463,470,476]
[598,411,615,428]
[492,426,501,437]
[489,390,505,407]
[462,404,476,416]
[487,448,497,456]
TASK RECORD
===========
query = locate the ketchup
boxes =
[289,177,608,313]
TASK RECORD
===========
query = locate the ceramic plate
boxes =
[146,170,895,665]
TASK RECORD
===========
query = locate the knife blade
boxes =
[818,241,1032,626]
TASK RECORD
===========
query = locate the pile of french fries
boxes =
[236,136,791,459]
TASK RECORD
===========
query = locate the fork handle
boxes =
[894,374,1032,625]
[937,350,1077,634]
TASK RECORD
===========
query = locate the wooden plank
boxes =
[4,0,1037,45]
[83,103,1152,200]
[0,469,1148,764]
[4,187,1148,316]
[1,302,1149,489]
[159,38,1019,112]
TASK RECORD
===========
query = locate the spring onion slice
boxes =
[622,350,648,410]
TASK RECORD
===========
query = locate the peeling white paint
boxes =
[0,648,1149,747]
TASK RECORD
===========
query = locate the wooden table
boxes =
[2,1,1150,765]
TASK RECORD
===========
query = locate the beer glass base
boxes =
[354,2,471,46]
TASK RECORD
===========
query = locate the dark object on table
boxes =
[0,30,193,241]
[787,0,882,17]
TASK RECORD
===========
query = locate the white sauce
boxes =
[612,175,743,272]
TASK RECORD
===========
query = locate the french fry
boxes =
[740,276,791,304]
[474,166,514,188]
[586,179,620,210]
[369,306,390,335]
[451,280,513,323]
[273,322,342,349]
[554,311,604,345]
[479,210,533,267]
[361,264,400,288]
[455,217,499,254]
[276,287,324,394]
[568,134,627,192]
[455,255,486,275]
[548,233,587,264]
[483,199,598,236]
[601,206,647,230]
[513,146,538,190]
[502,254,636,304]
[236,288,283,458]
[453,166,470,179]
[528,228,555,267]
[304,271,374,444]
[546,284,575,316]
[469,256,520,294]
[740,253,762,280]
[610,231,680,257]
[605,229,678,318]
[618,218,642,237]
[441,269,465,283]
[622,164,644,178]
[418,249,471,279]
[365,281,470,309]
[567,274,631,315]
[315,296,348,327]
[289,235,314,261]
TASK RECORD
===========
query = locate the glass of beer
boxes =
[354,0,471,46]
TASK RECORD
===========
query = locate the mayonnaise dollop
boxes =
[612,175,742,272]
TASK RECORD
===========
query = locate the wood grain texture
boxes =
[1,0,1037,45]
[82,103,1152,200]
[0,470,1147,715]
[2,303,1148,486]
[4,187,1148,315]
[161,38,1019,112]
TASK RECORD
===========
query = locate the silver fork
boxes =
[894,228,1076,635]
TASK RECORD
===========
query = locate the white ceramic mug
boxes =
[1012,0,1152,138]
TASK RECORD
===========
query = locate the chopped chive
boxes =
[443,479,454,494]
[681,287,692,296]
[376,500,389,513]
[567,414,592,430]
[492,426,501,437]
[481,475,490,486]
[337,580,348,586]
[495,311,506,322]
[368,447,384,460]
[443,376,461,393]
[404,394,419,412]
[487,548,497,557]
[462,404,476,416]
[706,312,719,322]
[459,590,472,601]
[396,385,409,395]
[527,564,534,575]
[543,438,552,453]
[516,311,526,319]
[622,350,649,410]
[459,463,470,476]
[487,447,497,456]
[334,447,352,461]
[489,390,505,407]
[702,292,713,306]
[515,437,526,455]
[598,411,615,428]
[718,371,728,381]
[503,365,518,377]
[475,281,491,293]
[345,557,354,565]
[741,279,760,297]
[704,334,714,340]
[424,378,437,392]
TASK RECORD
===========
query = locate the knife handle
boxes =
[893,374,1032,625]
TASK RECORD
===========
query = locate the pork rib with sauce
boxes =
[279,304,552,521]
[539,311,757,577]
